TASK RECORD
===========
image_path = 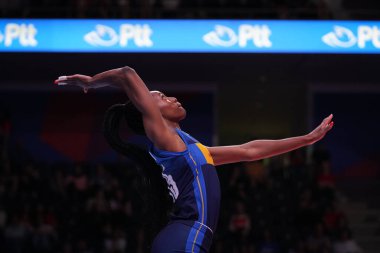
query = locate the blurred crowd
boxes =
[0,140,363,253]
[215,149,362,253]
[0,161,148,253]
[1,0,379,20]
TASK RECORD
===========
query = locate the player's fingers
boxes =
[323,114,333,123]
[321,114,333,128]
[327,114,334,123]
[56,75,85,87]
[55,76,68,86]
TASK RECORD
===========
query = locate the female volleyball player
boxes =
[55,66,333,253]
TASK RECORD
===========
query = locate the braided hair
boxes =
[103,101,172,245]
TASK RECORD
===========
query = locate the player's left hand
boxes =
[308,114,334,144]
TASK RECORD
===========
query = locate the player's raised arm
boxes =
[55,67,184,152]
[208,114,334,166]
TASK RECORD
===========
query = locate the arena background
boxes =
[0,1,379,253]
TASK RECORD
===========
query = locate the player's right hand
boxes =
[55,74,92,93]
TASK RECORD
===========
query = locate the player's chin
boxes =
[178,108,187,120]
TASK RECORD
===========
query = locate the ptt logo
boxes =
[84,24,153,47]
[203,24,272,48]
[322,25,380,49]
[0,23,37,47]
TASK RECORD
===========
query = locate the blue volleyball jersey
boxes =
[149,129,221,233]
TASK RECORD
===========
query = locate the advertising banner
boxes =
[0,19,379,53]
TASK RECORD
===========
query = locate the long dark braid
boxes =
[102,101,172,245]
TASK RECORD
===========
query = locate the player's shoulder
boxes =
[176,129,199,145]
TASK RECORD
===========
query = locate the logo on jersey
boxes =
[162,173,179,202]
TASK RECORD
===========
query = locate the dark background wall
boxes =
[1,53,379,140]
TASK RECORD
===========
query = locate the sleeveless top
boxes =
[149,129,221,232]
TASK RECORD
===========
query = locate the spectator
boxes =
[317,160,336,189]
[316,160,336,207]
[73,0,90,18]
[323,0,346,18]
[306,223,332,253]
[116,0,132,18]
[229,201,252,253]
[66,165,89,204]
[0,104,11,160]
[91,164,111,191]
[295,189,318,234]
[288,240,308,253]
[4,216,29,253]
[31,214,58,253]
[323,202,345,236]
[0,205,7,229]
[333,229,362,253]
[258,229,280,253]
[159,0,181,17]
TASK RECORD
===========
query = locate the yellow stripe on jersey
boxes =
[195,143,214,165]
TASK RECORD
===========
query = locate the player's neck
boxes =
[165,120,181,130]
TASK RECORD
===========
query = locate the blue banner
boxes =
[0,19,379,53]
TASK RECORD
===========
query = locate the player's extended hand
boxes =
[308,114,334,144]
[54,74,92,93]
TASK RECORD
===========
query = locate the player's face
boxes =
[150,91,186,122]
